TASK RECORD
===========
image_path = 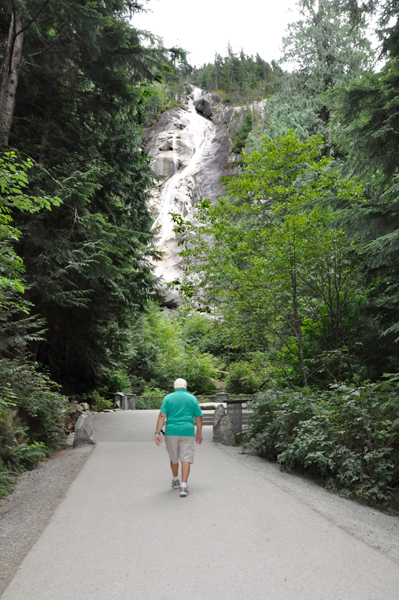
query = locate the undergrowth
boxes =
[246,382,399,507]
[0,359,67,498]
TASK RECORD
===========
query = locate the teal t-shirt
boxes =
[160,389,203,437]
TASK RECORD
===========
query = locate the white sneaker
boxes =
[180,486,189,497]
[172,478,180,489]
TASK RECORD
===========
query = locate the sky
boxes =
[133,0,303,67]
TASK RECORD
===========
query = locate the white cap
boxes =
[174,378,187,390]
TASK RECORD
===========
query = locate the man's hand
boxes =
[195,432,203,445]
[155,413,166,446]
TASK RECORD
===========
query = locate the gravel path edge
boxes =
[0,445,93,596]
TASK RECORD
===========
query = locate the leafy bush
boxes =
[0,360,67,446]
[135,396,164,410]
[82,390,113,411]
[226,360,262,394]
[131,303,219,395]
[0,359,67,497]
[231,109,253,153]
[182,350,218,394]
[98,368,132,397]
[0,463,16,498]
[0,406,48,471]
[87,392,114,412]
[246,383,399,506]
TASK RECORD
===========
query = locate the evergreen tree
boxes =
[0,0,173,391]
[189,47,281,104]
[327,1,399,364]
[262,0,373,143]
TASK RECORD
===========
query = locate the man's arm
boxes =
[155,413,166,446]
[195,416,203,444]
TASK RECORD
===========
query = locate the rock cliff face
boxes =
[145,87,266,284]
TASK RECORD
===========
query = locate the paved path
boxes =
[2,410,399,599]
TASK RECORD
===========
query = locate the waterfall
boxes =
[192,87,203,101]
[152,88,214,280]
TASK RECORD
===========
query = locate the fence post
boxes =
[126,394,136,410]
[227,402,243,434]
[114,392,125,409]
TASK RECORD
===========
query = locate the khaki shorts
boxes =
[165,435,195,464]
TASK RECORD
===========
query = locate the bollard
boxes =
[126,394,136,410]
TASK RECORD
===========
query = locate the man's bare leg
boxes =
[181,461,190,483]
[170,461,179,477]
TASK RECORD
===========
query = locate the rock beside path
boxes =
[213,405,235,446]
[73,414,96,448]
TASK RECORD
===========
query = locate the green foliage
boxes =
[129,303,218,394]
[0,464,17,498]
[261,0,373,143]
[226,361,262,394]
[0,359,67,445]
[144,49,193,124]
[189,47,281,105]
[84,391,113,412]
[173,131,367,386]
[98,369,132,398]
[230,109,253,153]
[246,383,399,505]
[325,5,399,371]
[0,152,60,295]
[0,0,175,392]
[0,358,66,496]
[135,395,164,410]
[0,152,61,213]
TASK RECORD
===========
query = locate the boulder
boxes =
[73,413,96,448]
[213,405,235,445]
[81,402,90,411]
[203,92,223,104]
[65,432,75,447]
[219,415,236,446]
[193,98,212,119]
[159,140,172,151]
[213,405,226,442]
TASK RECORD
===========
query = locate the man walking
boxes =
[155,378,203,497]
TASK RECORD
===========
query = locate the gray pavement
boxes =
[2,410,399,599]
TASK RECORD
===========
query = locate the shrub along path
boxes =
[1,410,399,600]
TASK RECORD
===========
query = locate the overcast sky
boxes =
[133,0,302,67]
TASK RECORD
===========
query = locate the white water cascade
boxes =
[151,88,214,282]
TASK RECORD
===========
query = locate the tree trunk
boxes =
[291,271,308,387]
[0,10,24,148]
[38,104,52,164]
